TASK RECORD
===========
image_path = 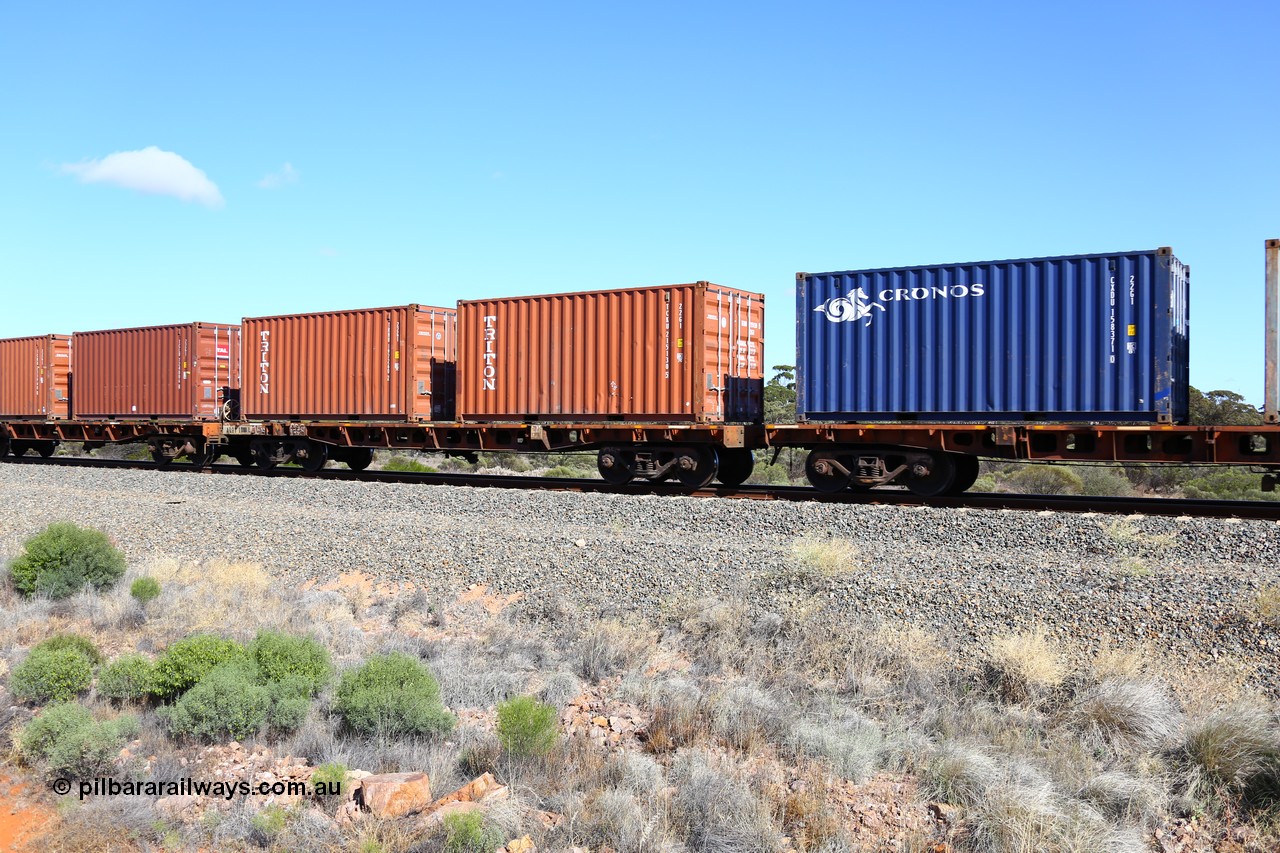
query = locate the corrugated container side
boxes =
[241,305,456,419]
[73,323,241,419]
[797,249,1190,423]
[0,335,72,418]
[457,283,764,422]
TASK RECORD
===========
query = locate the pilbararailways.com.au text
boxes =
[58,777,340,801]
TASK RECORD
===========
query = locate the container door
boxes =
[410,309,457,420]
[699,288,764,422]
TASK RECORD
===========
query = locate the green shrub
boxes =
[166,660,270,741]
[1077,464,1134,497]
[8,522,127,599]
[443,809,504,853]
[496,695,559,757]
[10,647,94,703]
[149,634,245,700]
[129,576,161,604]
[250,804,288,840]
[48,716,140,779]
[19,703,137,779]
[19,703,94,759]
[249,631,331,694]
[265,677,312,732]
[335,653,455,737]
[1183,468,1280,502]
[310,762,347,798]
[32,633,103,664]
[97,654,156,703]
[1005,465,1083,495]
[382,455,438,473]
[543,466,579,478]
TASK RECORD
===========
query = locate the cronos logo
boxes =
[814,282,987,328]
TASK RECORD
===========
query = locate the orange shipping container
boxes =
[0,335,72,418]
[458,282,764,422]
[241,305,457,420]
[73,323,241,420]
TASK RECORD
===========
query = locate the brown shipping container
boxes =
[0,335,72,418]
[458,282,764,422]
[241,305,457,419]
[73,323,241,419]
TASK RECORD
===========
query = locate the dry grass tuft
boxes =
[711,682,790,752]
[575,619,649,682]
[785,535,860,585]
[1180,703,1278,795]
[146,558,283,641]
[1077,770,1167,824]
[985,626,1065,703]
[643,678,707,754]
[671,749,783,851]
[1088,642,1151,683]
[923,743,1002,806]
[1071,679,1181,752]
[1101,518,1177,555]
[1256,584,1280,627]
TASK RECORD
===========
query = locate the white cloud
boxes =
[258,162,299,189]
[60,146,224,208]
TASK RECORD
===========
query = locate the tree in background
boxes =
[764,365,796,424]
[754,366,800,482]
[1188,387,1263,426]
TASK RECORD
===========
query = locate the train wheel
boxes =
[715,447,754,487]
[234,452,254,467]
[36,442,57,458]
[344,448,374,471]
[597,448,634,485]
[947,455,981,494]
[904,452,956,497]
[150,447,173,466]
[673,447,718,489]
[295,442,328,472]
[10,442,27,457]
[805,451,852,493]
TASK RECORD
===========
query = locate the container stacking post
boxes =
[1267,239,1280,423]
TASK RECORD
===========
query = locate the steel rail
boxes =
[5,455,1279,520]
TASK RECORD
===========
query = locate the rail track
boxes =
[6,454,1279,521]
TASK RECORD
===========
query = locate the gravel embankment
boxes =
[1,465,1277,693]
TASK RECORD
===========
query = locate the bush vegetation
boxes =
[442,809,504,853]
[148,634,246,700]
[20,702,139,779]
[496,695,559,757]
[97,653,157,703]
[381,455,438,474]
[248,630,332,694]
[8,522,126,599]
[10,643,96,703]
[129,575,161,604]
[335,652,455,737]
[165,659,272,741]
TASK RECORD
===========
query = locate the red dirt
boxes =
[0,775,54,853]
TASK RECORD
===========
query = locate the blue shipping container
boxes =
[796,248,1189,423]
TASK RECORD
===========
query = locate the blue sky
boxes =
[2,2,1276,401]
